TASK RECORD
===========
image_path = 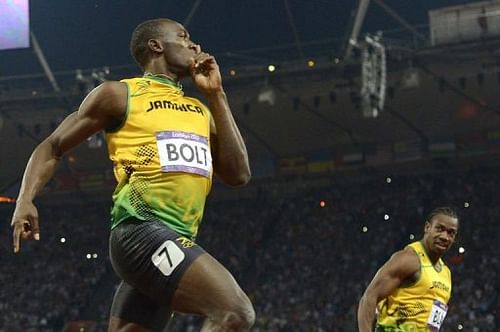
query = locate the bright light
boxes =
[384,214,390,221]
[86,254,91,259]
[409,234,415,240]
[229,69,236,76]
[267,64,276,72]
[93,253,98,259]
[362,226,368,233]
[333,57,341,64]
[60,237,66,243]
[386,177,392,184]
[464,202,469,208]
[0,196,16,203]
[459,247,465,254]
[307,60,315,68]
[458,324,463,330]
[319,200,326,208]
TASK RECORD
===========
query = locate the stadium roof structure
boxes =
[0,0,486,77]
[2,0,500,192]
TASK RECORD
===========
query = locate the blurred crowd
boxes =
[0,201,110,332]
[1,166,499,331]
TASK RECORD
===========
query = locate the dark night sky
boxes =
[0,0,486,76]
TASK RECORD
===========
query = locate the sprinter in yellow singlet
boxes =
[358,207,459,332]
[11,18,254,332]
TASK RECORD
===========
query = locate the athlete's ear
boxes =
[424,220,431,234]
[148,39,164,54]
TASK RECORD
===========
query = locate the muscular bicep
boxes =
[47,81,126,156]
[364,249,420,302]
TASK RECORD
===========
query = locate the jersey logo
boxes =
[176,236,195,248]
[131,79,151,97]
[430,281,450,292]
[146,99,204,115]
[151,240,185,276]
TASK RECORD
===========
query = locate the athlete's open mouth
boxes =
[435,242,448,250]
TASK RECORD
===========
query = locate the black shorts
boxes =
[109,218,205,329]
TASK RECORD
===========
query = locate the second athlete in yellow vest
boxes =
[358,207,459,332]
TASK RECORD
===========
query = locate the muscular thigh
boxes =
[171,252,251,316]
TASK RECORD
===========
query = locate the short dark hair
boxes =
[426,206,458,224]
[130,18,172,70]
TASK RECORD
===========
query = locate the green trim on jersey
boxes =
[143,74,182,89]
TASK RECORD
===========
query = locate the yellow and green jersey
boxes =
[376,241,452,332]
[105,75,213,239]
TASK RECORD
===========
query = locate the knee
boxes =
[222,306,255,331]
[215,297,255,331]
[238,300,256,329]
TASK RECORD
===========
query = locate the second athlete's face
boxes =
[424,214,458,256]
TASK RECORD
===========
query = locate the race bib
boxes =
[156,131,212,177]
[151,240,185,276]
[427,300,448,331]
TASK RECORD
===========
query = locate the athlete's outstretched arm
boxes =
[191,53,250,186]
[357,249,420,332]
[11,81,126,253]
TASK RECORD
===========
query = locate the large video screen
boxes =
[0,0,30,50]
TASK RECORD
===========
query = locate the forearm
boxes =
[207,90,250,185]
[17,140,61,202]
[358,295,377,332]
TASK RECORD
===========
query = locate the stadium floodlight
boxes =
[361,33,386,118]
[267,64,276,73]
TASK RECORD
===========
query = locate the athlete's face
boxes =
[158,21,201,76]
[424,214,458,256]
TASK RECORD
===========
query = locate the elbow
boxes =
[35,137,63,160]
[358,291,379,315]
[359,294,370,310]
[227,169,251,187]
[360,290,376,304]
[239,171,252,186]
[215,158,251,186]
[219,167,251,187]
[358,294,366,310]
[48,138,63,159]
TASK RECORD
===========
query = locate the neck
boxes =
[144,72,177,81]
[144,60,180,82]
[143,72,183,90]
[420,240,440,264]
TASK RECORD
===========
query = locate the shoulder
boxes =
[83,80,127,102]
[80,81,127,119]
[383,248,421,277]
[397,247,421,263]
[94,80,127,99]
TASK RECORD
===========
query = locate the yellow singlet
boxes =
[376,241,452,332]
[105,75,213,239]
